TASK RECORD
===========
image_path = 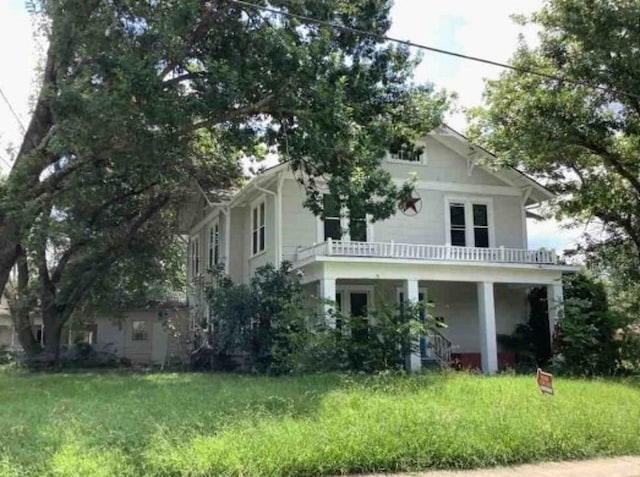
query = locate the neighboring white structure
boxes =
[182,125,577,374]
[0,294,189,366]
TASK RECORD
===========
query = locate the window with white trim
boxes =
[322,194,368,242]
[132,320,148,341]
[472,203,489,248]
[208,221,220,268]
[388,143,426,163]
[323,194,342,240]
[190,237,199,277]
[449,202,467,246]
[251,200,266,255]
[446,199,492,248]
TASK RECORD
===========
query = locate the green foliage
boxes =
[328,300,427,373]
[470,0,640,357]
[207,262,309,374]
[2,371,640,476]
[206,264,427,374]
[498,287,553,371]
[552,273,624,376]
[1,0,451,361]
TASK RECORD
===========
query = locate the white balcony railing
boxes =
[296,239,558,265]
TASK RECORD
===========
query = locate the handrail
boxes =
[425,327,452,367]
[296,240,558,265]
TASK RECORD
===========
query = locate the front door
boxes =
[335,288,372,326]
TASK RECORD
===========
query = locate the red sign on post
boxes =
[536,368,554,395]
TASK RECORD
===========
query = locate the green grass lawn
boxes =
[0,370,639,476]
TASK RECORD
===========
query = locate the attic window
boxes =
[388,143,426,163]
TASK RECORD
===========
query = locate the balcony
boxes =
[296,239,558,266]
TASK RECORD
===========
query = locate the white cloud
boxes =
[390,2,579,252]
[390,0,544,130]
[0,2,41,174]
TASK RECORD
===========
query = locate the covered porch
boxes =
[298,257,573,374]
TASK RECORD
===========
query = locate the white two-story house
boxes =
[181,125,577,374]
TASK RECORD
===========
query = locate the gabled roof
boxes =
[430,124,554,206]
[188,123,554,215]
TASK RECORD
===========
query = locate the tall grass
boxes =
[0,369,639,476]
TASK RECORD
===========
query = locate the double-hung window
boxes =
[472,204,490,248]
[323,194,342,240]
[132,320,147,341]
[447,199,492,248]
[449,202,467,246]
[190,237,199,277]
[322,194,368,242]
[252,200,266,255]
[209,221,220,267]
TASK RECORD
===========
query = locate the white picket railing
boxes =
[296,239,558,265]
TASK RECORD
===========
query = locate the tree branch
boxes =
[191,94,277,130]
[158,2,222,79]
[59,193,172,315]
[50,181,163,285]
[579,136,640,196]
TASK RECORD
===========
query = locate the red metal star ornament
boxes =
[400,192,422,216]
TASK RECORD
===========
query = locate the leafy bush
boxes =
[205,263,427,374]
[498,287,553,372]
[58,343,120,368]
[206,262,310,374]
[552,273,624,376]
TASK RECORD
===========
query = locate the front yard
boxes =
[0,370,639,476]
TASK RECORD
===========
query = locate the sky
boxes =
[0,0,582,251]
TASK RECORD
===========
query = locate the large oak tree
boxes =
[470,0,640,316]
[1,0,448,362]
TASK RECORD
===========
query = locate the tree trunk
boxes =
[0,46,57,298]
[12,309,41,358]
[32,310,65,368]
[0,242,19,301]
[7,245,41,357]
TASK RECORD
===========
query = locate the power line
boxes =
[228,0,640,101]
[0,85,25,171]
[0,85,26,134]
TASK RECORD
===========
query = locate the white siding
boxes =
[282,179,317,262]
[426,281,528,353]
[338,279,528,354]
[381,137,506,186]
[278,138,527,253]
[228,207,246,283]
[246,192,277,280]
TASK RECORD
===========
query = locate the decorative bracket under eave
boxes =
[521,186,533,206]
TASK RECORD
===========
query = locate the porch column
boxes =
[547,282,564,347]
[404,279,421,372]
[319,278,337,328]
[477,281,498,374]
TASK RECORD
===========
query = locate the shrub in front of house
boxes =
[203,263,427,374]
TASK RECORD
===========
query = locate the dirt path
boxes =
[357,456,640,477]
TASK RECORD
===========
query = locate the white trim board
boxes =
[335,284,375,315]
[391,178,522,197]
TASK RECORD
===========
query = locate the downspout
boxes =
[254,173,284,267]
[223,206,231,275]
[521,187,533,250]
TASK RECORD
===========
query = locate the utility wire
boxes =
[0,85,26,171]
[0,85,26,134]
[228,0,640,101]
